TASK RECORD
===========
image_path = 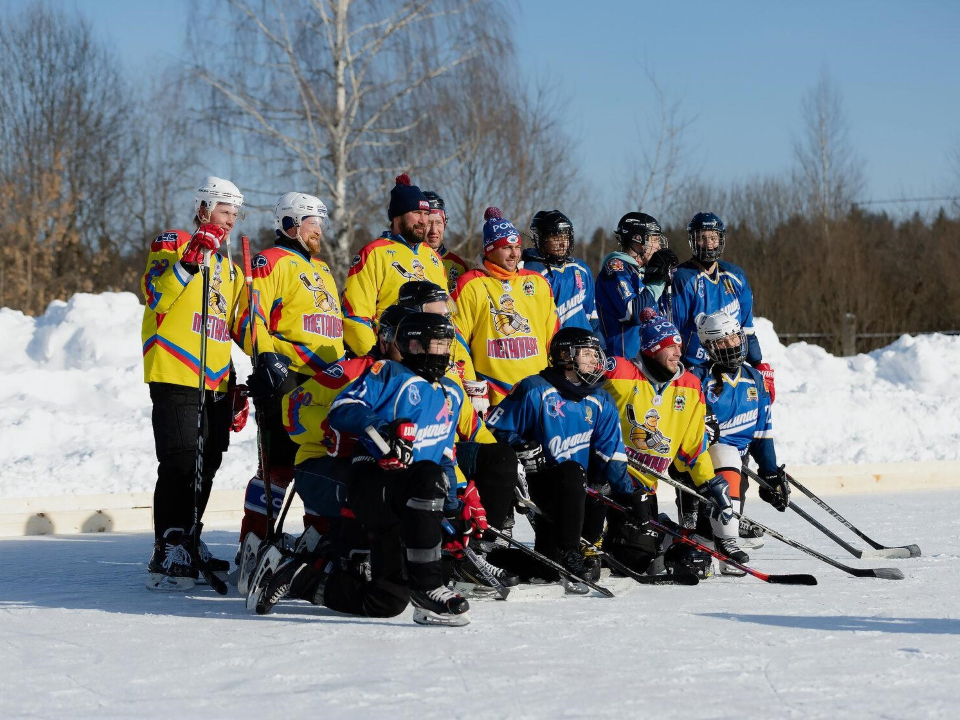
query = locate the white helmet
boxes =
[195,176,244,220]
[696,311,747,368]
[275,192,328,251]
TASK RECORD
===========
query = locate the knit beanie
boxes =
[481,207,521,254]
[639,307,682,356]
[388,174,429,220]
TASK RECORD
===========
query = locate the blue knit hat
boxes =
[639,308,682,356]
[388,174,430,221]
[481,207,521,254]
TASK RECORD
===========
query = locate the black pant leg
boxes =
[462,441,517,535]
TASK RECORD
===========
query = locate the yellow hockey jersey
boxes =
[141,229,244,392]
[451,260,560,405]
[242,242,344,375]
[341,233,446,357]
[438,246,469,294]
[602,356,715,491]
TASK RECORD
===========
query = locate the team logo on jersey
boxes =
[299,271,338,312]
[351,254,361,267]
[489,294,531,336]
[606,259,624,273]
[391,259,426,281]
[253,255,268,269]
[674,396,686,412]
[436,396,453,423]
[747,387,759,401]
[545,394,566,418]
[723,277,736,295]
[447,266,460,291]
[625,405,671,454]
[697,279,705,298]
[430,255,440,267]
[584,405,593,425]
[618,280,632,300]
[370,360,386,375]
[501,281,512,292]
[208,262,227,315]
[604,356,616,372]
[575,270,584,291]
[408,385,421,406]
[522,280,535,296]
[323,363,345,379]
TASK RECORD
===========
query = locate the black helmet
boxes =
[615,212,667,254]
[549,327,607,387]
[664,542,713,579]
[422,190,446,216]
[377,304,415,345]
[687,211,725,263]
[529,209,574,264]
[395,312,456,382]
[397,280,449,313]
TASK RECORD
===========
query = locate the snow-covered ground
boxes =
[0,491,956,720]
[1,292,958,498]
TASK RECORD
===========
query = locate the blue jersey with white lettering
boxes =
[328,359,463,504]
[671,259,761,369]
[485,374,631,495]
[691,363,778,474]
[521,250,599,336]
[595,252,666,358]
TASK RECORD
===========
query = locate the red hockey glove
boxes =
[182,224,225,268]
[460,480,488,536]
[754,362,776,402]
[377,419,416,471]
[229,384,249,432]
[463,379,489,417]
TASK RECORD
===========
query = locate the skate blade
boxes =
[451,581,499,599]
[719,563,747,577]
[738,537,765,550]
[146,573,195,591]
[245,546,283,612]
[412,607,471,627]
[236,534,262,596]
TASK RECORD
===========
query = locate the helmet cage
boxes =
[530,211,575,264]
[687,213,726,263]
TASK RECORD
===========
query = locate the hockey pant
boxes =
[320,457,447,618]
[149,382,231,541]
[455,440,517,542]
[605,490,661,574]
[294,455,353,556]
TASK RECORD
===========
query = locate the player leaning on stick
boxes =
[140,177,249,590]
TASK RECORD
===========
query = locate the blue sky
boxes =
[8,0,960,218]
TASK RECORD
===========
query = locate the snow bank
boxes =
[1,293,957,498]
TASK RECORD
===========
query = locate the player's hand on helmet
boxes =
[376,418,416,471]
[181,224,225,269]
[515,440,546,475]
[229,383,249,432]
[697,476,734,525]
[643,248,680,284]
[246,352,292,406]
[758,465,790,512]
[463,379,490,418]
[754,362,776,402]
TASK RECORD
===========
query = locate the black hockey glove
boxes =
[377,418,416,471]
[629,488,656,524]
[515,440,547,476]
[643,248,680,284]
[246,352,292,404]
[757,465,790,512]
[697,476,734,525]
[704,413,720,445]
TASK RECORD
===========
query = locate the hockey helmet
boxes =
[195,176,244,221]
[530,209,575,263]
[614,212,666,255]
[687,212,725,263]
[664,542,713,579]
[395,312,456,383]
[696,311,746,369]
[549,327,606,387]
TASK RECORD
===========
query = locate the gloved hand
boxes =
[643,248,680,284]
[629,488,656,523]
[463,379,490,417]
[229,383,249,432]
[754,362,776,402]
[376,418,415,471]
[181,224,225,269]
[515,440,546,475]
[704,413,720,445]
[697,476,734,525]
[246,352,292,404]
[514,459,533,514]
[758,465,790,512]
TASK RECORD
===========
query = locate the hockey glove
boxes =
[704,413,720,445]
[181,223,225,270]
[229,383,249,432]
[376,418,416,471]
[463,379,490,417]
[515,440,547,476]
[643,248,680,284]
[754,362,776,402]
[757,465,790,512]
[697,476,735,525]
[246,353,292,405]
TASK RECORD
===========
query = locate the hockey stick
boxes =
[783,470,921,559]
[191,251,228,595]
[741,466,906,560]
[586,488,816,585]
[580,539,699,586]
[650,468,904,580]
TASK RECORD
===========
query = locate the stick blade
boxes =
[767,573,818,586]
[869,567,905,581]
[860,547,914,560]
[904,544,922,558]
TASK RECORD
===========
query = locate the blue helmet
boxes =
[687,212,725,263]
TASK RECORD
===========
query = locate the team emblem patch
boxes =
[747,387,759,401]
[351,254,361,268]
[604,356,616,372]
[584,405,593,425]
[606,259,624,273]
[501,281,512,292]
[545,395,566,418]
[323,364,345,379]
[674,396,686,411]
[408,385,421,405]
[370,360,385,375]
[431,255,440,267]
[522,280,535,296]
[253,255,268,269]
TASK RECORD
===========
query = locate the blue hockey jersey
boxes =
[328,359,464,506]
[671,259,761,369]
[484,373,631,495]
[521,249,599,336]
[595,252,666,358]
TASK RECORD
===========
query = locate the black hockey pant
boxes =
[456,440,517,539]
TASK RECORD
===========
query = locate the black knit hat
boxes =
[388,173,430,221]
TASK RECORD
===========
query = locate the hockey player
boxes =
[687,311,790,545]
[522,210,600,340]
[341,174,446,357]
[595,212,679,358]
[671,212,776,400]
[237,192,345,554]
[602,309,740,574]
[255,313,475,626]
[485,328,630,592]
[421,190,469,294]
[141,176,249,590]
[452,207,560,406]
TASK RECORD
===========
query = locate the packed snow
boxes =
[1,292,958,498]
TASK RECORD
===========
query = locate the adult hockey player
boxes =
[421,190,469,293]
[671,212,776,401]
[485,328,630,592]
[522,210,600,339]
[341,174,446,357]
[686,311,790,546]
[602,309,740,574]
[595,212,679,358]
[452,207,560,406]
[238,192,345,551]
[256,313,477,626]
[141,176,249,590]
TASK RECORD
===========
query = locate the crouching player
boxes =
[484,328,630,593]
